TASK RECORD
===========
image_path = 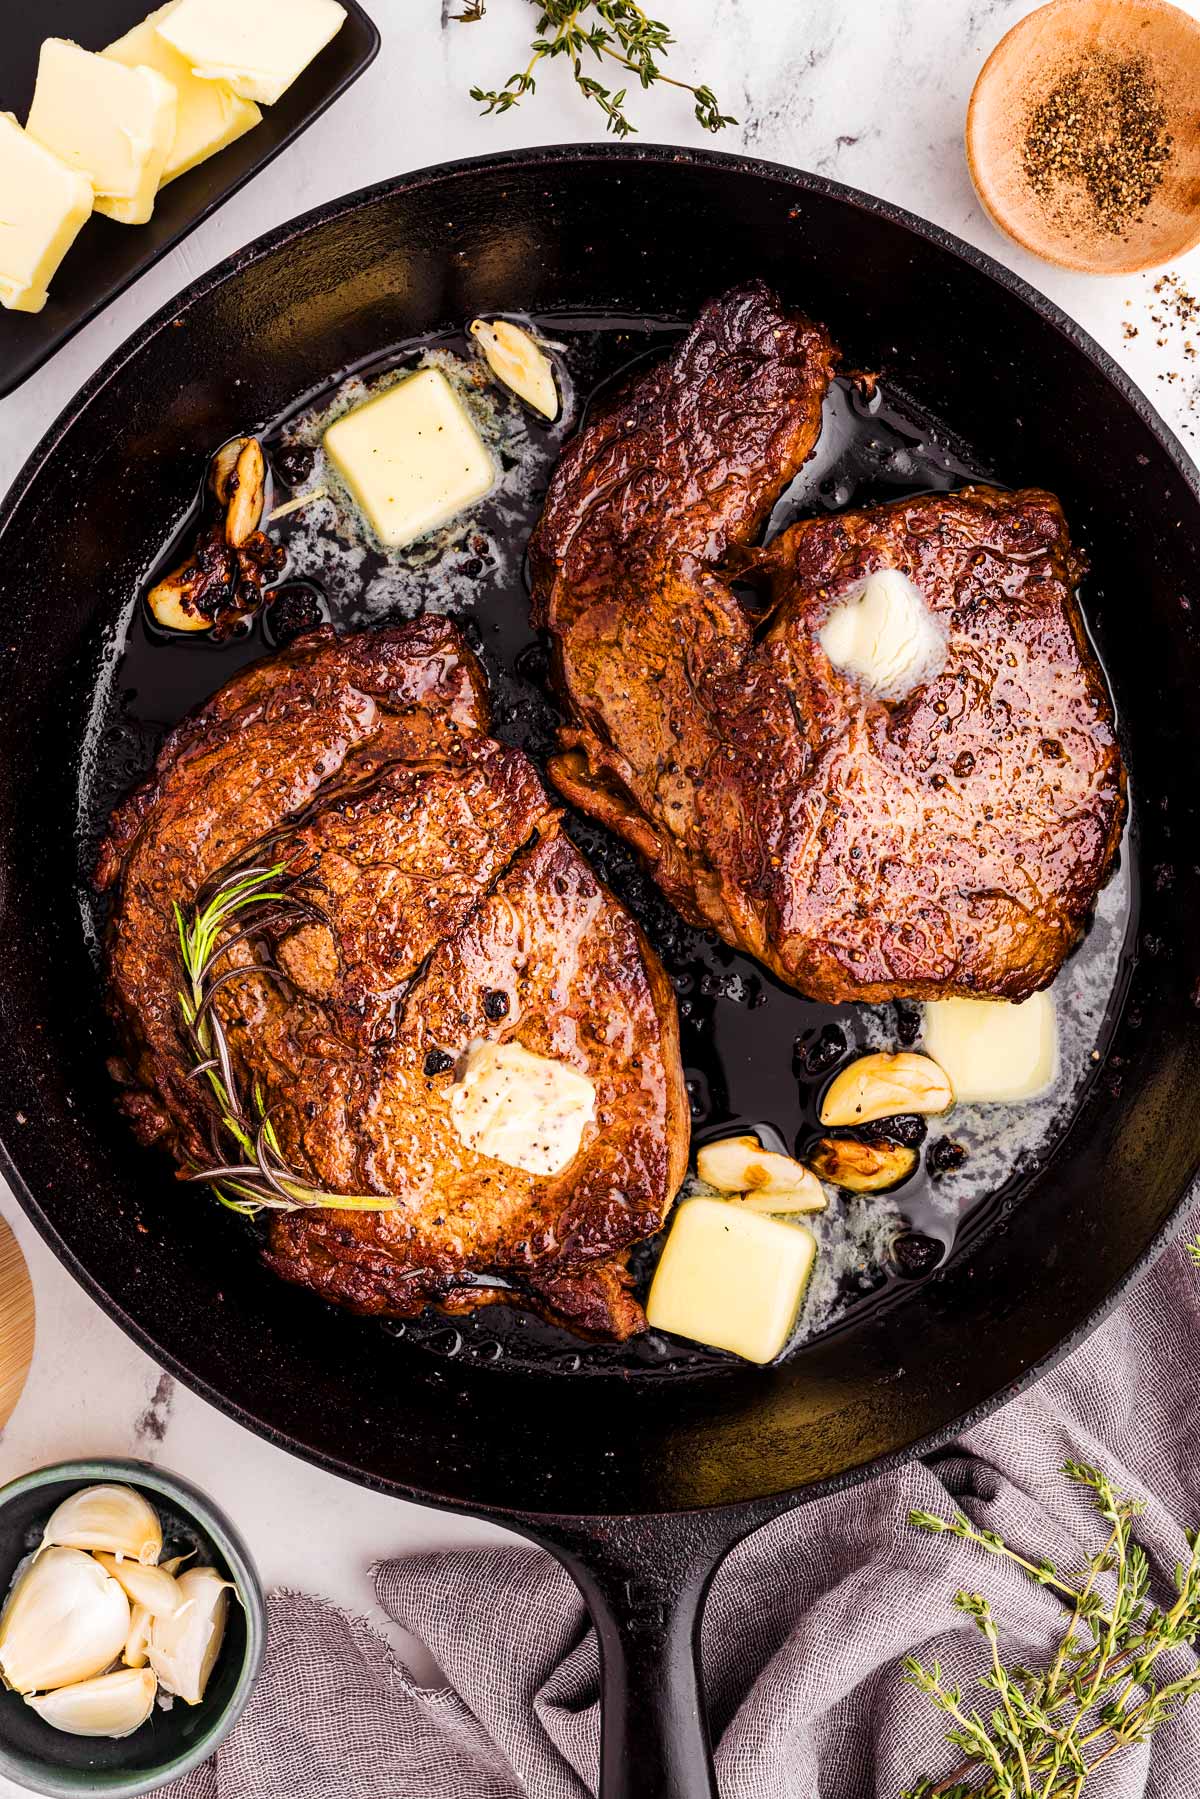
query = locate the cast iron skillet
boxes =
[0,146,1199,1798]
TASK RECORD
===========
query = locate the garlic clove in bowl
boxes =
[0,1546,130,1694]
[25,1667,157,1739]
[42,1483,162,1564]
[94,1552,184,1619]
[148,1566,232,1705]
[123,1602,153,1670]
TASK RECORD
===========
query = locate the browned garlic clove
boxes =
[469,318,559,419]
[219,438,267,547]
[146,565,214,632]
[819,1052,954,1127]
[807,1136,918,1193]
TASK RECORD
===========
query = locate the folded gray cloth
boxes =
[169,1216,1200,1798]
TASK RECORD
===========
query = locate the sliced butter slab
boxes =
[646,1197,817,1365]
[922,990,1057,1105]
[104,2,261,186]
[157,0,347,106]
[0,113,93,313]
[324,369,495,550]
[26,40,176,226]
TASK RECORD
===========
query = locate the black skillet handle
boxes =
[530,1505,780,1799]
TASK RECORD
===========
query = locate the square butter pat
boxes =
[157,0,347,106]
[26,40,176,225]
[923,990,1057,1104]
[0,114,93,313]
[104,3,261,185]
[324,370,495,550]
[646,1197,817,1365]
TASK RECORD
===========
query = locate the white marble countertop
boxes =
[1,0,1198,1781]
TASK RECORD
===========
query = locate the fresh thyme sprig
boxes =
[461,2,735,138]
[175,863,397,1216]
[903,1462,1200,1797]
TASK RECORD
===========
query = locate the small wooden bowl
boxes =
[0,1217,34,1430]
[967,0,1200,274]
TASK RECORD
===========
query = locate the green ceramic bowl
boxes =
[0,1459,265,1797]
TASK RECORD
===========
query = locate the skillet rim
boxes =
[0,141,1197,1523]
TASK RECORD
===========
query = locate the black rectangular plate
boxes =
[0,0,379,399]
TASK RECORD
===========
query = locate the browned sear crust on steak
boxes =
[530,281,1125,1002]
[97,618,689,1340]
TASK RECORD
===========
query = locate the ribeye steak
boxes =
[97,618,689,1340]
[530,281,1126,1002]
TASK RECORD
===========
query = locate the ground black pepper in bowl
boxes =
[1022,52,1173,236]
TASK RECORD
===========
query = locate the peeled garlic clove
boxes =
[736,1180,827,1215]
[807,1135,918,1193]
[123,1603,152,1670]
[0,1547,130,1694]
[819,1051,953,1127]
[223,438,267,547]
[94,1553,183,1619]
[148,1567,232,1705]
[697,1134,816,1197]
[146,565,212,632]
[25,1667,157,1739]
[43,1484,163,1564]
[469,318,559,419]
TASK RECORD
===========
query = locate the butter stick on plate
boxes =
[25,39,176,226]
[0,113,93,313]
[103,2,262,186]
[157,0,348,107]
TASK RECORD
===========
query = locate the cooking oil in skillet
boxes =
[75,312,1136,1377]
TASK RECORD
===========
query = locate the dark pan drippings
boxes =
[76,310,1137,1378]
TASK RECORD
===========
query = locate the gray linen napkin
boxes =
[168,1215,1200,1798]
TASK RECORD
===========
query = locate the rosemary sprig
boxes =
[903,1462,1200,1797]
[175,863,398,1216]
[462,1,735,138]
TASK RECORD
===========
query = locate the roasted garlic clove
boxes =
[469,318,559,419]
[146,565,213,632]
[94,1553,183,1619]
[25,1668,157,1739]
[807,1135,918,1193]
[148,1566,232,1705]
[819,1052,953,1127]
[0,1547,130,1694]
[42,1484,163,1564]
[698,1135,808,1195]
[222,439,267,547]
[737,1181,827,1216]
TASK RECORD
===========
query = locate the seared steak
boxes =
[530,282,1125,1002]
[97,618,689,1340]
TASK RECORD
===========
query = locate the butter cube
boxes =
[923,990,1057,1104]
[157,0,347,107]
[0,114,93,313]
[26,40,176,226]
[646,1197,817,1365]
[104,3,261,186]
[324,370,495,550]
